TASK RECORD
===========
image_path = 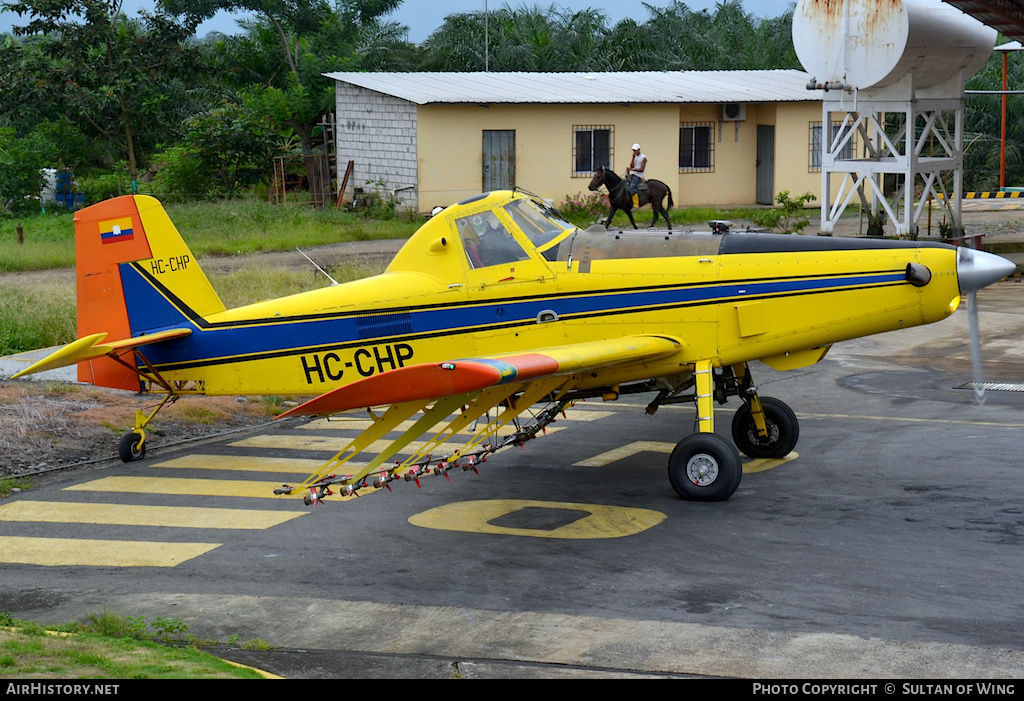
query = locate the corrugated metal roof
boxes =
[944,0,1024,42]
[325,70,818,105]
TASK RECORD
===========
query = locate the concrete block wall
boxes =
[336,83,419,211]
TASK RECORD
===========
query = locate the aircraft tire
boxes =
[118,431,146,463]
[731,396,799,459]
[667,433,742,501]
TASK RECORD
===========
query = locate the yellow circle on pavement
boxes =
[408,499,666,539]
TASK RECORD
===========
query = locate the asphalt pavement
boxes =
[2,277,1023,679]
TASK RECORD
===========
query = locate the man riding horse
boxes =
[588,148,674,230]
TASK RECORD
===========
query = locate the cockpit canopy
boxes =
[451,195,574,268]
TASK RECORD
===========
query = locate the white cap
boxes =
[632,143,641,150]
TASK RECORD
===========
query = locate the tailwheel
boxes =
[667,433,742,501]
[118,430,146,463]
[731,396,798,459]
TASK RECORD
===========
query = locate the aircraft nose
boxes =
[957,246,1017,294]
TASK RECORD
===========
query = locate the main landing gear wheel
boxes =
[731,396,799,459]
[118,430,146,463]
[667,433,742,501]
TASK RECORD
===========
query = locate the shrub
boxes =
[558,191,608,226]
[751,190,817,233]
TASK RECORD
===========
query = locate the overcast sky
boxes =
[1,1,798,43]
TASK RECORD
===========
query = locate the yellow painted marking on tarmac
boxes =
[152,455,325,473]
[799,412,1024,428]
[230,435,435,453]
[575,441,797,473]
[299,413,613,432]
[231,426,566,453]
[408,499,666,539]
[742,452,799,474]
[0,500,303,529]
[587,401,686,410]
[574,441,674,467]
[66,476,300,499]
[0,536,219,567]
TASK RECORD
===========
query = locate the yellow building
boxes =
[328,70,831,213]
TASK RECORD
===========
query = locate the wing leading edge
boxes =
[277,334,684,418]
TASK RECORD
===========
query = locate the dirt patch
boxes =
[0,382,288,478]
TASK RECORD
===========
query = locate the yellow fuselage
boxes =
[130,192,960,398]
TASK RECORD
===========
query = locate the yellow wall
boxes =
[418,103,674,207]
[416,100,829,210]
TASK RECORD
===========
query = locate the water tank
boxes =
[793,0,996,90]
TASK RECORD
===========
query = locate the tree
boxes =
[420,4,614,72]
[164,0,413,156]
[0,1,201,184]
[0,126,52,214]
[638,1,799,71]
[151,97,280,198]
[419,1,800,73]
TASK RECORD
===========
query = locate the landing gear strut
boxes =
[731,396,799,459]
[657,362,800,501]
[107,350,181,463]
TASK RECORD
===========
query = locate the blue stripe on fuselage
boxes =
[119,263,905,368]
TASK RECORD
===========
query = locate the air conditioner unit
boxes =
[721,103,746,121]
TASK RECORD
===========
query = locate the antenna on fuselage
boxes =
[297,248,340,286]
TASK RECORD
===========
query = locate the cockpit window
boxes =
[502,198,575,261]
[455,211,530,269]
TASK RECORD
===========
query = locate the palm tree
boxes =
[420,1,800,73]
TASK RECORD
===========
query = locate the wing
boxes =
[10,329,192,379]
[277,334,683,418]
[275,334,684,502]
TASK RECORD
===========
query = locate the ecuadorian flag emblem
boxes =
[99,217,134,244]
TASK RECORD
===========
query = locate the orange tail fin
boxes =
[74,195,224,389]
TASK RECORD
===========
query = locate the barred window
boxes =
[810,122,856,171]
[679,123,714,172]
[573,125,612,176]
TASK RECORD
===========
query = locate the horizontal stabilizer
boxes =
[11,328,192,379]
[278,335,682,418]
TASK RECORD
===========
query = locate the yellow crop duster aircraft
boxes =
[13,191,1014,504]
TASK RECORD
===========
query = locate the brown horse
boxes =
[588,166,674,230]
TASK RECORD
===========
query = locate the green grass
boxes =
[165,199,420,256]
[0,214,79,271]
[207,260,385,309]
[0,198,421,272]
[0,199,402,354]
[0,276,77,356]
[0,476,31,497]
[0,260,386,356]
[0,611,269,679]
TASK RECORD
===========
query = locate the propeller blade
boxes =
[967,290,985,404]
[956,245,1013,405]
